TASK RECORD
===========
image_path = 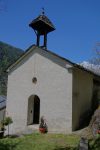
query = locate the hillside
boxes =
[0,41,23,95]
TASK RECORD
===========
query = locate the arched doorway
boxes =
[27,95,40,125]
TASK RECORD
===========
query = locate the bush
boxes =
[0,116,13,136]
[3,117,13,126]
[89,135,100,150]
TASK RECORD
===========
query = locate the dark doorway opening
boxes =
[27,95,40,125]
[33,95,40,124]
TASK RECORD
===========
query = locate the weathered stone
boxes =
[89,107,100,137]
[79,137,88,150]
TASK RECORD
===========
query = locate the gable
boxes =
[7,46,73,74]
[7,45,100,79]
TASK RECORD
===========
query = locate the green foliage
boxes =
[0,133,80,150]
[0,41,23,95]
[0,139,19,150]
[0,117,13,136]
[0,117,13,131]
[3,117,13,126]
[89,136,100,150]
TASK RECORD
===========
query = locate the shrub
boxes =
[0,116,13,136]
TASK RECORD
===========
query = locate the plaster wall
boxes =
[72,69,93,130]
[6,47,73,134]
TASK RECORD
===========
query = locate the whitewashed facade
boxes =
[6,46,100,134]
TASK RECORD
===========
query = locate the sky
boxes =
[0,0,100,63]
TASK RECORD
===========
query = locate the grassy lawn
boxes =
[0,133,80,150]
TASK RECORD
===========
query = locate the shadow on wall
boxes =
[77,87,100,130]
[78,109,92,130]
[78,91,100,130]
[91,90,100,113]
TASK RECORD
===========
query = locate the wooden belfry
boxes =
[29,9,55,49]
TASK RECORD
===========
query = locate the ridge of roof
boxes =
[7,45,100,78]
[46,48,100,77]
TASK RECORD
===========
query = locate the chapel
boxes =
[6,11,100,134]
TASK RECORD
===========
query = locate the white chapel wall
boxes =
[6,47,73,134]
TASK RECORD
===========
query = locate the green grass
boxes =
[0,133,80,150]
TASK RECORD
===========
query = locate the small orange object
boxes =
[39,128,46,133]
[97,130,100,134]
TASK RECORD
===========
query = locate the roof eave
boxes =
[7,45,100,78]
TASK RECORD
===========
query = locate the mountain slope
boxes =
[80,61,100,76]
[0,41,23,95]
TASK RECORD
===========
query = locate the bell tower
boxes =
[29,9,55,49]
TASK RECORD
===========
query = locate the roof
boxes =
[7,45,100,78]
[29,14,55,34]
[0,95,6,110]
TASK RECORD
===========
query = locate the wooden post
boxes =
[37,32,40,46]
[44,32,47,49]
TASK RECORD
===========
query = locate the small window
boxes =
[32,77,37,84]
